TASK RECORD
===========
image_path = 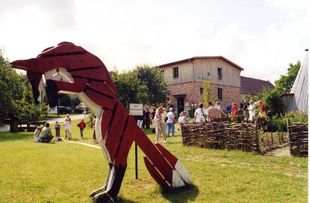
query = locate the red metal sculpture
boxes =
[11,42,191,202]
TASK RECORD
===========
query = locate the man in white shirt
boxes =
[194,102,208,124]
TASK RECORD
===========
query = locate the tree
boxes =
[135,65,169,105]
[0,55,23,121]
[202,80,212,106]
[0,55,45,127]
[112,71,147,108]
[261,89,284,117]
[14,76,46,121]
[275,61,300,94]
[111,65,169,107]
[58,94,73,106]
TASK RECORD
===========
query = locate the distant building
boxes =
[240,76,274,99]
[158,56,243,116]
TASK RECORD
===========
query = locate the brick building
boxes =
[158,56,243,116]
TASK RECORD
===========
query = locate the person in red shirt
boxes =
[77,119,86,139]
[231,102,238,118]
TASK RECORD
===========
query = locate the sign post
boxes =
[129,103,143,180]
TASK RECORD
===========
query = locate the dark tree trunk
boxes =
[9,117,18,132]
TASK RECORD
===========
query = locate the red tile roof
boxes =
[241,76,274,94]
[158,56,244,70]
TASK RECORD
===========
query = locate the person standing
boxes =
[166,108,175,137]
[63,115,72,140]
[77,119,87,139]
[231,102,238,118]
[215,101,222,110]
[135,114,144,129]
[154,107,167,144]
[143,107,151,129]
[54,121,61,141]
[194,102,208,124]
[178,111,188,124]
[258,100,267,118]
[206,102,227,121]
[242,101,249,122]
[248,100,256,122]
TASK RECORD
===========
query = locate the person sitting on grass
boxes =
[33,125,43,142]
[38,122,54,143]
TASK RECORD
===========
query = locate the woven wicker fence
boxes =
[288,124,308,157]
[181,122,259,152]
[180,122,289,153]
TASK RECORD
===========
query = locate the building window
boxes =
[173,67,179,78]
[217,67,222,80]
[200,88,203,95]
[217,88,223,100]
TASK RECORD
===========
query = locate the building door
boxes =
[177,97,184,117]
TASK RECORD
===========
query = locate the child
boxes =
[178,111,188,124]
[63,118,72,140]
[54,121,61,141]
[77,119,86,139]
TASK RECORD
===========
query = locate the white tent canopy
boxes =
[289,49,308,114]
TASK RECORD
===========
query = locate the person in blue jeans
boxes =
[166,107,175,137]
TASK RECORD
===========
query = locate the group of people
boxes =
[194,101,227,123]
[151,106,191,144]
[241,100,266,122]
[33,114,88,143]
[153,107,176,144]
[33,100,266,144]
[135,108,152,129]
[193,99,267,124]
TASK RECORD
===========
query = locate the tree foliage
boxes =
[202,80,212,106]
[0,56,45,122]
[112,65,169,107]
[134,65,169,105]
[0,56,23,120]
[275,61,300,94]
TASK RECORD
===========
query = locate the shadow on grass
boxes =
[0,132,33,142]
[118,197,139,203]
[160,184,199,203]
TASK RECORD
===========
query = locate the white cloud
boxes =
[0,0,308,83]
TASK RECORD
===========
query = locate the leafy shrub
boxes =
[266,117,287,132]
[284,112,308,125]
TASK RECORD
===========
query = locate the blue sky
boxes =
[0,0,309,83]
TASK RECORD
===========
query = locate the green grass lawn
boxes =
[0,120,307,203]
